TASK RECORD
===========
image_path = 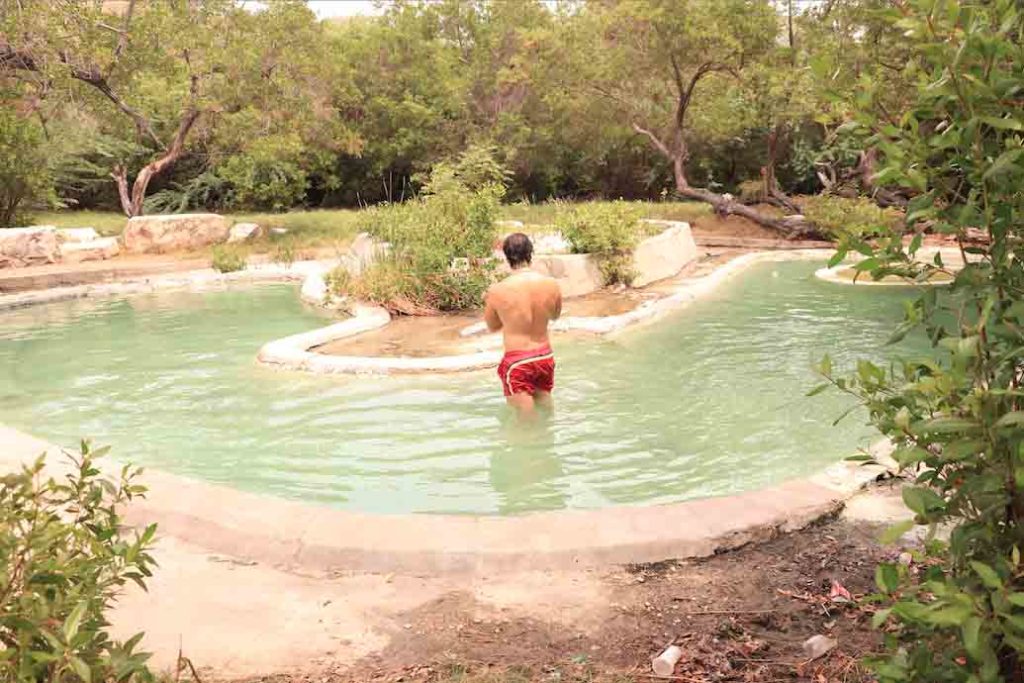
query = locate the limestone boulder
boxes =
[531,254,603,298]
[57,227,101,243]
[344,232,389,276]
[0,226,60,268]
[531,231,572,255]
[631,222,698,287]
[59,237,120,264]
[227,222,262,243]
[122,213,230,253]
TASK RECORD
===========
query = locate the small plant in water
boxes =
[0,440,158,682]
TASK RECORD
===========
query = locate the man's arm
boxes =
[484,290,503,332]
[550,284,562,320]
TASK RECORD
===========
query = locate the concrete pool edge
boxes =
[0,259,332,311]
[255,249,833,375]
[0,424,893,574]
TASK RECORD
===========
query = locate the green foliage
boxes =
[353,150,504,312]
[215,135,337,212]
[816,3,1024,681]
[210,245,247,273]
[324,265,352,300]
[0,441,157,682]
[556,201,646,286]
[799,194,900,242]
[0,108,55,227]
[143,171,231,215]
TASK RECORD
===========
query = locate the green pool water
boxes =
[0,261,926,515]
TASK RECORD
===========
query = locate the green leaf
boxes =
[983,148,1024,181]
[63,601,87,642]
[879,519,916,544]
[876,563,900,593]
[827,248,847,269]
[963,616,982,659]
[806,382,830,397]
[912,416,980,435]
[976,116,1024,131]
[871,607,892,629]
[902,487,946,515]
[70,655,92,683]
[995,412,1024,429]
[853,257,880,272]
[1007,593,1024,607]
[971,561,1003,590]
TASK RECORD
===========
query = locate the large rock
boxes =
[531,231,572,255]
[57,227,101,243]
[122,213,230,253]
[531,254,603,298]
[631,222,698,287]
[227,222,261,243]
[0,226,60,268]
[343,232,390,276]
[59,237,120,264]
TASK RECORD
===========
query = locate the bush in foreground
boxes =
[0,441,157,682]
[817,2,1024,681]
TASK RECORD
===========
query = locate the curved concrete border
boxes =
[814,265,953,287]
[0,424,893,574]
[0,259,332,312]
[257,249,832,375]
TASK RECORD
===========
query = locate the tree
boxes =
[1,0,358,216]
[0,103,54,227]
[558,0,818,236]
[800,0,915,207]
[817,1,1024,680]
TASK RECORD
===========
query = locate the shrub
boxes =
[799,194,900,243]
[210,244,247,273]
[556,201,646,286]
[0,108,56,228]
[271,241,297,267]
[352,148,506,313]
[0,441,157,682]
[815,3,1024,682]
[324,264,351,300]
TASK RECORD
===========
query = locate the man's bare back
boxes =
[485,233,562,414]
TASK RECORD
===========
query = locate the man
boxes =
[484,232,562,416]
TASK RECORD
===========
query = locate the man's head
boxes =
[502,232,533,269]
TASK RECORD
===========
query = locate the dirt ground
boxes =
[241,504,902,683]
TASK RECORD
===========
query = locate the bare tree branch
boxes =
[114,0,137,61]
[631,122,672,158]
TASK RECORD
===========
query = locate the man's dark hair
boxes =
[502,232,533,268]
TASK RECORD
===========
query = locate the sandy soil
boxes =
[224,484,908,683]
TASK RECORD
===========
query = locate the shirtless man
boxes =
[484,233,562,416]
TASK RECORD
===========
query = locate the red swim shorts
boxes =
[497,344,556,397]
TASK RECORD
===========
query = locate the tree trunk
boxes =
[665,143,818,239]
[111,109,201,217]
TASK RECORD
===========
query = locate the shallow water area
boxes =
[0,261,927,515]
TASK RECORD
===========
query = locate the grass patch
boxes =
[29,208,364,255]
[28,201,706,260]
[29,210,128,236]
[499,200,710,227]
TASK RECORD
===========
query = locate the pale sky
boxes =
[305,1,386,19]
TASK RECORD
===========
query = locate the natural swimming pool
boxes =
[0,260,925,515]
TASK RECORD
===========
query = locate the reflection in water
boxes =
[490,410,565,513]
